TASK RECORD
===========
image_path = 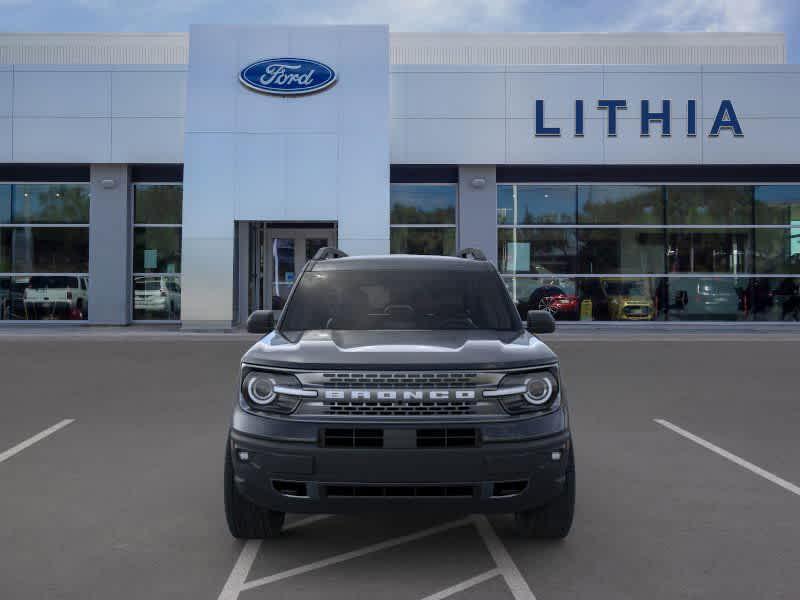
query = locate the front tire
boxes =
[514,449,575,539]
[224,438,285,539]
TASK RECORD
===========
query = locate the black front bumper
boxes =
[229,407,571,514]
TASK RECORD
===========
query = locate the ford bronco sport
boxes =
[225,248,575,539]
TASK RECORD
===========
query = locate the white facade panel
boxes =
[403,118,505,164]
[506,117,605,164]
[402,71,505,118]
[701,71,800,118]
[13,70,110,117]
[702,118,799,164]
[111,117,184,163]
[0,69,11,117]
[182,132,235,238]
[0,118,11,160]
[183,27,238,134]
[111,70,186,117]
[337,134,389,242]
[13,117,111,162]
[234,134,286,221]
[285,134,338,221]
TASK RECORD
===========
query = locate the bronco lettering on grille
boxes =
[322,390,476,401]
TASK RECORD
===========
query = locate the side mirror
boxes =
[246,310,281,334]
[527,310,556,334]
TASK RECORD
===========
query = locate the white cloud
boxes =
[281,0,525,31]
[622,0,780,32]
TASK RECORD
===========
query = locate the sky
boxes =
[0,0,798,62]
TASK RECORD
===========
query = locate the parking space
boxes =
[1,332,799,599]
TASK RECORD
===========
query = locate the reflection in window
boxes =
[755,228,800,274]
[667,229,752,274]
[133,275,181,320]
[578,185,662,225]
[390,184,456,255]
[578,229,665,274]
[755,185,800,225]
[0,183,90,321]
[498,185,575,225]
[391,227,456,256]
[498,229,577,274]
[666,186,752,225]
[132,184,183,321]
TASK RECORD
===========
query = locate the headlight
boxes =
[485,367,560,414]
[240,368,316,414]
[244,372,276,405]
[523,373,555,405]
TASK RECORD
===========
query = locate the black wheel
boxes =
[514,449,575,539]
[224,438,285,539]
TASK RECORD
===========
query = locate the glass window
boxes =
[134,185,182,225]
[1,184,90,225]
[578,185,663,225]
[132,184,182,320]
[498,229,577,275]
[666,186,752,225]
[666,229,753,274]
[390,227,456,256]
[390,184,457,256]
[755,228,800,274]
[666,277,747,321]
[282,268,520,332]
[755,185,800,225]
[133,227,181,273]
[577,277,666,321]
[390,184,456,225]
[504,277,579,321]
[1,228,89,273]
[745,277,800,321]
[578,229,665,274]
[133,275,181,320]
[498,185,575,225]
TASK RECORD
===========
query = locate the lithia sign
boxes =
[535,99,743,138]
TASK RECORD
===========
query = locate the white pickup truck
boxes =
[23,275,88,320]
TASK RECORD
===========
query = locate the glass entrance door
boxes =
[248,225,335,313]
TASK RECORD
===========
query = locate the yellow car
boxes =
[600,279,655,321]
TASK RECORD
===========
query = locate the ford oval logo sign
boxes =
[239,58,337,96]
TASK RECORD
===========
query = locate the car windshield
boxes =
[281,268,520,332]
[605,281,646,296]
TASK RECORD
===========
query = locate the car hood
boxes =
[242,329,557,371]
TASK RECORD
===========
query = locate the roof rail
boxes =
[455,247,487,261]
[312,247,349,261]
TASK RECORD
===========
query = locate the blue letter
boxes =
[575,100,584,137]
[535,100,560,136]
[597,100,627,136]
[687,100,697,136]
[641,99,671,137]
[709,100,743,137]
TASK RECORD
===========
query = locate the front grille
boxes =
[322,428,383,448]
[324,484,476,498]
[318,372,479,388]
[416,428,479,448]
[326,399,476,416]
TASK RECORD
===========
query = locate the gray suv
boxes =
[225,248,575,539]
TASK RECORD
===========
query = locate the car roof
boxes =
[308,254,495,272]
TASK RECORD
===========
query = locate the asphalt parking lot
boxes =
[1,329,799,599]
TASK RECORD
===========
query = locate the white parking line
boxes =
[238,517,473,592]
[419,568,500,600]
[217,514,330,600]
[0,419,75,464]
[655,418,800,497]
[473,515,537,600]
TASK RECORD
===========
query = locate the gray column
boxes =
[88,164,130,325]
[457,166,498,265]
[236,221,249,326]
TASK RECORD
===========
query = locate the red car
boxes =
[527,286,579,320]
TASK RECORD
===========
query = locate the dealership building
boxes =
[0,27,799,327]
